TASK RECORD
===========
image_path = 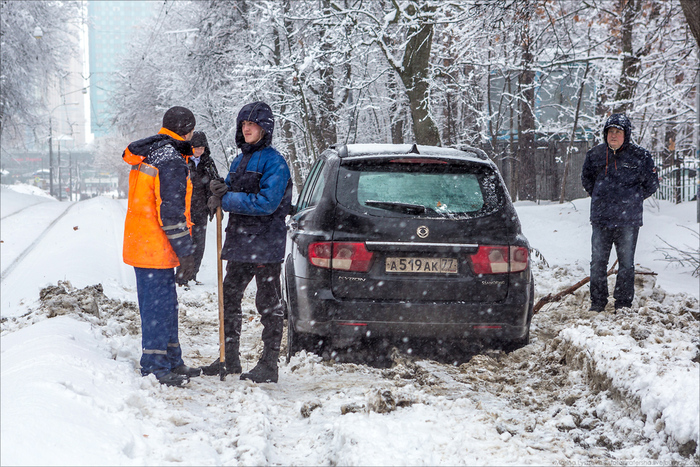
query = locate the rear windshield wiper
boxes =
[365,200,429,215]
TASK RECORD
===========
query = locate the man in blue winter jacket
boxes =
[202,101,292,383]
[581,113,658,312]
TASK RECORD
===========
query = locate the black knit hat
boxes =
[162,106,196,137]
[190,131,208,148]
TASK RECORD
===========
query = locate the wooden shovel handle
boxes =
[216,206,226,381]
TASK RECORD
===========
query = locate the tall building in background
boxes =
[87,1,161,138]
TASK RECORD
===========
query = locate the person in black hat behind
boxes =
[581,113,658,313]
[201,101,292,383]
[187,131,220,284]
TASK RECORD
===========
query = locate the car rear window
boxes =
[337,159,504,218]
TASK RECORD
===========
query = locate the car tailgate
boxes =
[329,213,511,302]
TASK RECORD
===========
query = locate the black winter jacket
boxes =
[581,116,658,228]
[187,138,220,225]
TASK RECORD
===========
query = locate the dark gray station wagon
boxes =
[284,144,534,361]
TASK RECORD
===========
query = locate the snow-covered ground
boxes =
[1,183,698,466]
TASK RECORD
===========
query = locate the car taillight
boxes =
[309,243,332,268]
[470,245,528,274]
[308,242,374,272]
[510,246,528,272]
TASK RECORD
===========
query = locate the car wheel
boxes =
[501,328,530,353]
[286,316,315,363]
[501,276,534,353]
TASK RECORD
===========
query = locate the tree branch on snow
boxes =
[533,261,659,314]
[655,227,700,277]
[533,260,618,314]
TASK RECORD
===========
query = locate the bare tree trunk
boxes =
[665,125,680,204]
[274,4,302,191]
[560,62,590,203]
[339,4,358,145]
[315,0,337,151]
[395,2,440,146]
[487,54,495,145]
[679,0,700,48]
[613,0,656,114]
[388,72,404,144]
[517,4,536,201]
[443,89,455,146]
[442,47,455,146]
[507,74,517,202]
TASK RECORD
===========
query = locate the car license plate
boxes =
[385,257,458,274]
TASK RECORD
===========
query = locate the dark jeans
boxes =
[134,267,184,377]
[222,261,285,358]
[191,220,208,279]
[590,224,640,308]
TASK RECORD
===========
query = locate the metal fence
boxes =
[652,152,698,203]
[480,140,591,202]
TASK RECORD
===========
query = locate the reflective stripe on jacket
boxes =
[123,128,194,269]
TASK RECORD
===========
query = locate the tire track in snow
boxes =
[0,199,53,220]
[1,202,76,283]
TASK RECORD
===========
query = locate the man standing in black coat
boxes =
[187,131,220,284]
[581,113,658,312]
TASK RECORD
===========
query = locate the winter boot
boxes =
[240,347,279,383]
[200,357,243,376]
[200,359,222,376]
[171,364,202,378]
[200,343,242,376]
[156,372,189,387]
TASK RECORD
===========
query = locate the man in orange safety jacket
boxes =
[122,106,202,387]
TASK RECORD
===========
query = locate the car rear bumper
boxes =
[313,320,529,343]
[292,277,532,342]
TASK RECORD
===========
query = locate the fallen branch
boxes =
[532,260,658,314]
[655,227,700,277]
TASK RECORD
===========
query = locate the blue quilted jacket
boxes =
[220,102,292,263]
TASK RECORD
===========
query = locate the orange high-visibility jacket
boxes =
[123,128,194,269]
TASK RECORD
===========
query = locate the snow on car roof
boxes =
[338,143,490,163]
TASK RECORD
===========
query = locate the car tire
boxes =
[286,317,315,363]
[501,276,534,353]
[501,328,529,353]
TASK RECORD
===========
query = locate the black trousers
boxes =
[222,261,285,354]
[191,221,208,279]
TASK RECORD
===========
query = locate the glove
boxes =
[207,195,221,218]
[176,255,195,286]
[210,179,228,197]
